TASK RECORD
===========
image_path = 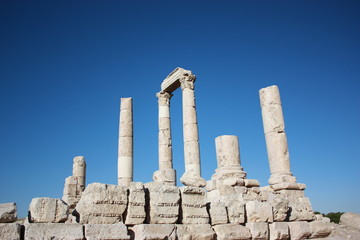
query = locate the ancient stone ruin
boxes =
[1,67,357,239]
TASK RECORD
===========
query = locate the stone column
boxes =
[153,91,176,185]
[179,73,206,187]
[214,135,246,178]
[73,156,86,192]
[118,97,133,186]
[259,85,301,189]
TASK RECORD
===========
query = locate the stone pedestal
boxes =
[153,92,176,185]
[179,74,206,187]
[259,85,303,190]
[118,98,133,186]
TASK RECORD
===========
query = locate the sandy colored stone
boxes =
[246,222,269,240]
[288,196,315,221]
[0,203,17,223]
[269,222,289,240]
[0,223,21,240]
[180,186,209,224]
[176,224,215,240]
[246,200,273,223]
[209,201,228,225]
[308,221,332,238]
[268,193,289,221]
[24,223,84,240]
[125,182,145,225]
[75,183,128,224]
[29,197,68,223]
[288,221,311,240]
[145,182,180,224]
[340,212,360,230]
[213,224,252,240]
[118,97,133,186]
[85,223,130,240]
[130,224,176,240]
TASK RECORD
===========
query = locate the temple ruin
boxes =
[0,68,338,240]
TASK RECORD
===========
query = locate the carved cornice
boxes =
[180,73,196,90]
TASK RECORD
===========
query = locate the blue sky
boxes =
[1,1,359,217]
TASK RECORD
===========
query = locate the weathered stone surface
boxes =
[288,196,315,221]
[288,221,311,240]
[246,200,273,223]
[209,201,228,225]
[308,221,331,238]
[130,224,176,240]
[213,224,252,240]
[246,222,269,240]
[340,212,360,230]
[125,182,145,225]
[0,223,21,240]
[85,223,130,240]
[29,197,68,223]
[75,183,128,224]
[268,193,289,221]
[62,156,86,212]
[145,182,180,224]
[0,203,17,223]
[269,222,289,240]
[24,223,84,240]
[227,198,246,224]
[180,186,209,224]
[118,97,133,186]
[176,224,215,240]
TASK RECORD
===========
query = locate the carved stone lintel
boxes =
[180,74,196,90]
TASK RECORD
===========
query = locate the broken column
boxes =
[259,85,304,190]
[118,97,133,186]
[153,91,176,185]
[179,73,206,187]
[62,156,86,211]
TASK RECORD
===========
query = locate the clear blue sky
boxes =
[1,1,359,217]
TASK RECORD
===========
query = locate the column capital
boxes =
[180,73,196,90]
[156,91,173,99]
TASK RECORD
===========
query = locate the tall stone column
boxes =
[153,91,176,185]
[179,73,206,187]
[118,97,133,186]
[259,85,304,190]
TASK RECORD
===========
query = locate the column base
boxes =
[180,170,206,187]
[118,177,132,186]
[270,182,307,191]
[153,168,176,186]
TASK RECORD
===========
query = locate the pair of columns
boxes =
[153,69,206,187]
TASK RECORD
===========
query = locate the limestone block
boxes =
[176,224,215,240]
[268,193,289,221]
[180,186,209,224]
[75,183,128,224]
[213,224,252,240]
[152,168,176,185]
[130,224,176,240]
[85,223,130,240]
[246,222,269,240]
[220,194,246,224]
[246,200,273,223]
[24,223,84,240]
[209,201,228,225]
[308,221,331,238]
[269,222,289,240]
[145,183,180,224]
[0,223,21,240]
[0,203,17,223]
[29,197,68,223]
[288,197,315,221]
[340,212,360,230]
[125,182,145,225]
[288,221,311,240]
